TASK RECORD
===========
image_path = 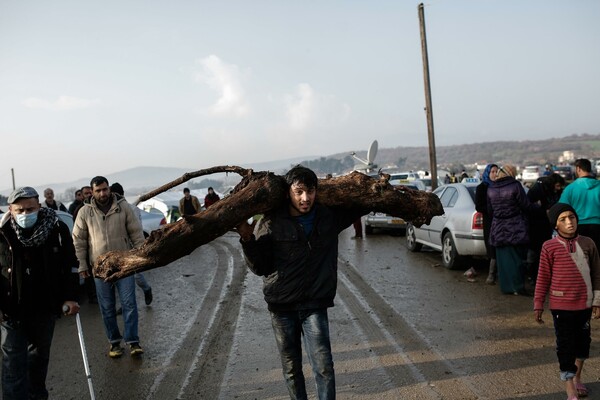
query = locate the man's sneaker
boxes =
[144,288,153,305]
[109,343,124,358]
[130,343,144,356]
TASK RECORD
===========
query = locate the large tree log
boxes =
[94,167,443,282]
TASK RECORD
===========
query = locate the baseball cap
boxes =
[8,187,39,204]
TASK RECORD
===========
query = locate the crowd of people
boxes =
[0,176,230,399]
[1,160,599,399]
[475,158,600,400]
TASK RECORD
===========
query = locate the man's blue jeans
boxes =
[94,276,139,344]
[135,273,151,292]
[1,315,56,400]
[270,309,335,400]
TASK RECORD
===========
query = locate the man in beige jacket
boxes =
[73,176,146,358]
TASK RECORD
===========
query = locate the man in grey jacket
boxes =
[235,165,360,400]
[73,176,145,358]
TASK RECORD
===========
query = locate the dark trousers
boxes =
[1,315,56,400]
[353,218,362,237]
[551,308,592,380]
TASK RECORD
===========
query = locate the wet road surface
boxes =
[8,227,600,399]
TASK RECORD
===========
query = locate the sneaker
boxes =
[130,343,144,356]
[109,343,124,358]
[144,288,153,305]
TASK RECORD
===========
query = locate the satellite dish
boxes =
[351,139,379,172]
[367,140,378,165]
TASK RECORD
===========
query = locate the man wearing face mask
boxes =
[0,186,80,400]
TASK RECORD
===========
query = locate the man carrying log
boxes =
[235,165,362,400]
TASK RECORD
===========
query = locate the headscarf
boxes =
[497,164,517,179]
[482,164,498,186]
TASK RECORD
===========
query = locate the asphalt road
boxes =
[5,226,600,399]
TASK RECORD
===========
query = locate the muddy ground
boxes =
[4,227,600,399]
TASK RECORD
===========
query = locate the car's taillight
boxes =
[472,212,484,230]
[160,218,167,225]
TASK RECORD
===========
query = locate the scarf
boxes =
[482,164,498,186]
[10,207,58,247]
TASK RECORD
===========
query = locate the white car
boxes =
[521,165,542,183]
[56,210,74,233]
[406,182,486,269]
[139,209,167,238]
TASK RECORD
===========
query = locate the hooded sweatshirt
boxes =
[559,176,600,225]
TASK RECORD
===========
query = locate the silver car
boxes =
[406,182,486,269]
[365,183,421,235]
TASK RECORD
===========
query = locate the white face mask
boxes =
[15,211,39,229]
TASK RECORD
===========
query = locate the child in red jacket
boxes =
[534,203,600,400]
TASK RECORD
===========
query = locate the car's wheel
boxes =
[441,231,461,269]
[365,224,374,235]
[406,224,422,252]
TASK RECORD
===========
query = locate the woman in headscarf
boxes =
[487,165,538,295]
[475,163,498,284]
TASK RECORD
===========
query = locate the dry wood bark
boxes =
[94,166,443,282]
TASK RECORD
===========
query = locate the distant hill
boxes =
[326,133,600,173]
[0,156,318,202]
[2,134,598,203]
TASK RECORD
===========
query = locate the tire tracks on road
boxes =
[337,257,480,399]
[146,239,247,400]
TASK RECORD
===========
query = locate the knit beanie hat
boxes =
[547,202,577,229]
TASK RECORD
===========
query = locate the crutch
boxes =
[64,305,96,400]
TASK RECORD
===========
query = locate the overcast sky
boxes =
[1,0,599,188]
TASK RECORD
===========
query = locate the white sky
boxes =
[1,0,599,187]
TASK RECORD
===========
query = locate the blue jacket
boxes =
[559,176,600,225]
[487,177,537,247]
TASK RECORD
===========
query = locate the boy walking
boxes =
[534,203,600,400]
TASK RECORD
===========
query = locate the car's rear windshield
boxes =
[466,186,477,203]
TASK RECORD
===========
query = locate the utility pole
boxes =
[11,168,15,190]
[418,3,438,190]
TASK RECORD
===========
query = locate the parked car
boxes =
[365,183,422,235]
[553,165,575,182]
[137,192,183,224]
[405,182,486,269]
[139,208,167,238]
[56,210,74,233]
[521,165,542,183]
[389,171,419,181]
[416,177,443,192]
